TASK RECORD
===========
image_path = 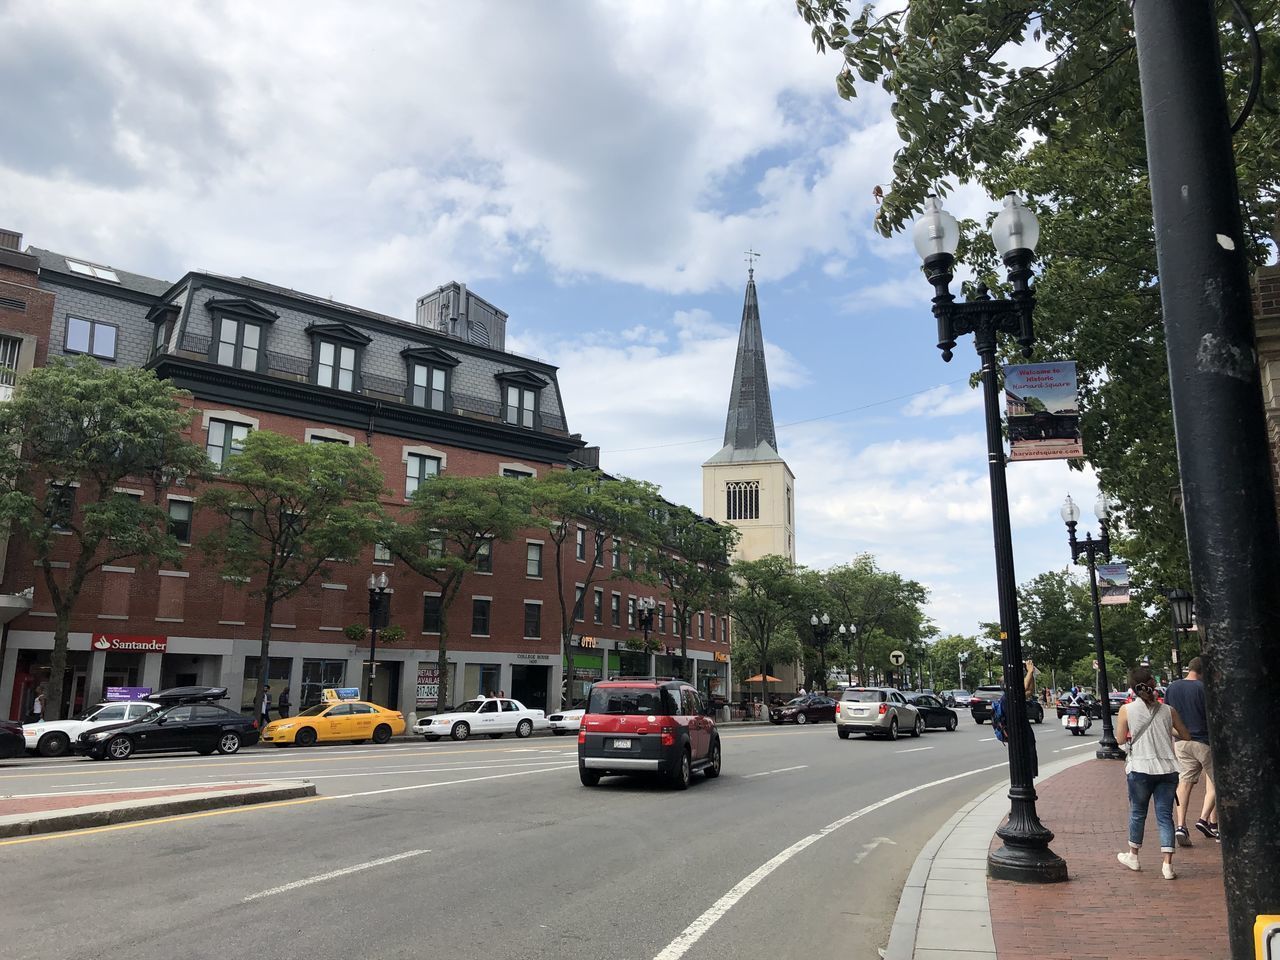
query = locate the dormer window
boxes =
[306,323,371,394]
[205,298,277,373]
[495,370,547,430]
[401,346,460,413]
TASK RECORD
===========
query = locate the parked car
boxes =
[972,685,1045,724]
[261,699,405,746]
[414,697,549,742]
[0,720,24,759]
[904,692,959,731]
[1108,691,1128,715]
[940,690,972,707]
[548,708,585,735]
[836,687,922,740]
[769,694,837,725]
[76,686,259,760]
[23,700,157,757]
[577,677,720,789]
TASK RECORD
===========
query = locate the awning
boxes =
[742,674,782,684]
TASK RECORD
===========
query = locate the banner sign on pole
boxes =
[1097,563,1131,605]
[416,664,440,708]
[1004,362,1084,461]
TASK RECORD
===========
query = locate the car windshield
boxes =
[587,686,665,715]
[297,704,329,718]
[784,697,807,706]
[453,700,486,713]
[841,689,885,702]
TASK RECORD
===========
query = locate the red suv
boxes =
[577,678,721,789]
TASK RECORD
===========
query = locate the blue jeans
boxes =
[1127,771,1178,852]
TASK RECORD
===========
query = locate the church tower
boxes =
[702,265,795,562]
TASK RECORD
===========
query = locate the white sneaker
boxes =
[1117,851,1141,871]
[1162,863,1177,880]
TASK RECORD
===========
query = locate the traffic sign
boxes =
[889,650,905,666]
[1093,659,1100,671]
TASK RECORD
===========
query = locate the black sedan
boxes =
[769,695,837,725]
[904,692,959,731]
[1055,694,1104,720]
[76,687,259,760]
[972,687,1045,724]
[0,720,24,759]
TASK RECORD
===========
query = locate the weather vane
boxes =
[744,248,761,279]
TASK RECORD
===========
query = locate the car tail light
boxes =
[578,729,586,744]
[660,725,674,747]
[878,703,889,715]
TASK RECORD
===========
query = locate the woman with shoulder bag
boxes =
[1114,665,1192,879]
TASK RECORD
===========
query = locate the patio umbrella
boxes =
[742,674,782,684]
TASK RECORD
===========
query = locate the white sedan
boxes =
[547,708,585,735]
[23,700,157,757]
[413,698,549,742]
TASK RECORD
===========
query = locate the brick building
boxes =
[0,236,732,722]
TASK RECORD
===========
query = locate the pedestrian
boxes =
[1115,665,1193,879]
[485,689,496,699]
[1163,657,1217,843]
[797,686,807,696]
[28,684,47,724]
[996,660,1039,778]
[260,685,272,727]
[498,690,506,698]
[277,686,291,719]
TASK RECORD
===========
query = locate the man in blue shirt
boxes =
[1164,657,1217,844]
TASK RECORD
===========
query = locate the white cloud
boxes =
[902,384,983,418]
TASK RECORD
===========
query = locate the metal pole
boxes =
[1133,2,1280,952]
[1085,554,1124,759]
[977,333,1066,883]
[366,587,378,703]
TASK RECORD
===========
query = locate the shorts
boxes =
[1175,740,1213,784]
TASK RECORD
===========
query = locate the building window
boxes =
[726,480,761,520]
[422,595,442,633]
[526,542,542,578]
[722,616,728,642]
[710,616,717,643]
[215,317,261,372]
[65,259,120,282]
[503,468,534,479]
[405,453,441,498]
[698,612,705,639]
[168,500,193,545]
[502,385,538,429]
[611,593,621,627]
[471,598,491,636]
[46,484,75,531]
[594,532,605,567]
[523,602,541,639]
[627,597,636,629]
[593,588,603,624]
[426,534,444,560]
[0,334,20,400]
[206,419,250,468]
[314,340,356,392]
[787,486,793,525]
[574,586,585,622]
[150,318,173,358]
[575,527,586,562]
[410,363,449,411]
[611,539,620,568]
[374,542,392,564]
[476,539,493,574]
[658,604,666,634]
[65,316,117,360]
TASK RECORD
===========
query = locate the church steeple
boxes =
[707,265,781,464]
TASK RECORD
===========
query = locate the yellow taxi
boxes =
[261,689,406,747]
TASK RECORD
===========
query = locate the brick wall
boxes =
[1254,262,1280,526]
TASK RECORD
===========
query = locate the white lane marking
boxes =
[1056,742,1097,752]
[852,836,897,863]
[742,765,808,779]
[243,850,428,902]
[979,737,996,742]
[652,760,1009,960]
[896,747,934,754]
[331,763,576,799]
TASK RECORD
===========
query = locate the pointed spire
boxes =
[709,265,780,463]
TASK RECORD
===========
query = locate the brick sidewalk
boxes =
[989,758,1228,960]
[0,783,264,816]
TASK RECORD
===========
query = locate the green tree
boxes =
[199,432,385,714]
[1018,569,1090,688]
[823,555,930,684]
[796,0,1278,595]
[383,473,533,712]
[0,358,208,719]
[927,633,984,689]
[528,470,663,709]
[727,554,805,706]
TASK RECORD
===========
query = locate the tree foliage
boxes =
[822,554,930,684]
[1017,568,1090,682]
[727,554,804,705]
[0,358,207,719]
[199,431,385,713]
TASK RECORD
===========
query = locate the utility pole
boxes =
[1132,2,1280,954]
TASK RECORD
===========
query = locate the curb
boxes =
[883,750,1095,960]
[0,780,317,838]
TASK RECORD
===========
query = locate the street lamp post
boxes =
[636,597,656,670]
[837,623,857,685]
[958,653,967,691]
[365,571,390,703]
[913,192,1066,884]
[809,612,832,693]
[1164,588,1193,681]
[1061,494,1125,760]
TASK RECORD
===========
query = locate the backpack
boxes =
[992,694,1009,744]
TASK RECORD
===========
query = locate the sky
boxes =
[0,0,1101,637]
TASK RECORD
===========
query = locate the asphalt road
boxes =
[0,715,1093,960]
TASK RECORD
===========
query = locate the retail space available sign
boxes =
[417,664,441,708]
[1004,362,1084,461]
[1097,563,1131,605]
[91,634,167,653]
[106,686,152,701]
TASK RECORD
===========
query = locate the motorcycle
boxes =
[1061,704,1093,736]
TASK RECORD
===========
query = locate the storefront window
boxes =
[300,658,347,709]
[243,656,293,712]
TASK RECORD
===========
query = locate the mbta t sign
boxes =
[889,650,906,667]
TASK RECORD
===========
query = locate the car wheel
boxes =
[837,728,850,740]
[887,717,899,741]
[105,735,133,761]
[296,727,318,747]
[670,750,691,790]
[372,724,392,744]
[705,740,722,778]
[424,735,440,742]
[912,716,924,738]
[217,732,242,755]
[975,717,985,724]
[946,715,958,732]
[451,721,471,742]
[37,732,70,758]
[579,767,601,787]
[516,719,533,739]
[1032,707,1043,725]
[796,712,808,725]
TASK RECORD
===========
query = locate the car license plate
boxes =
[612,738,632,749]
[853,709,867,716]
[1067,716,1078,726]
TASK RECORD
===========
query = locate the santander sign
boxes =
[92,635,167,653]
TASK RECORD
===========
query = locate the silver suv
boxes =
[836,687,923,740]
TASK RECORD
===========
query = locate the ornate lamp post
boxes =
[1164,588,1194,680]
[636,596,656,655]
[809,612,832,693]
[837,622,857,684]
[912,192,1066,883]
[1061,494,1125,760]
[365,571,390,703]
